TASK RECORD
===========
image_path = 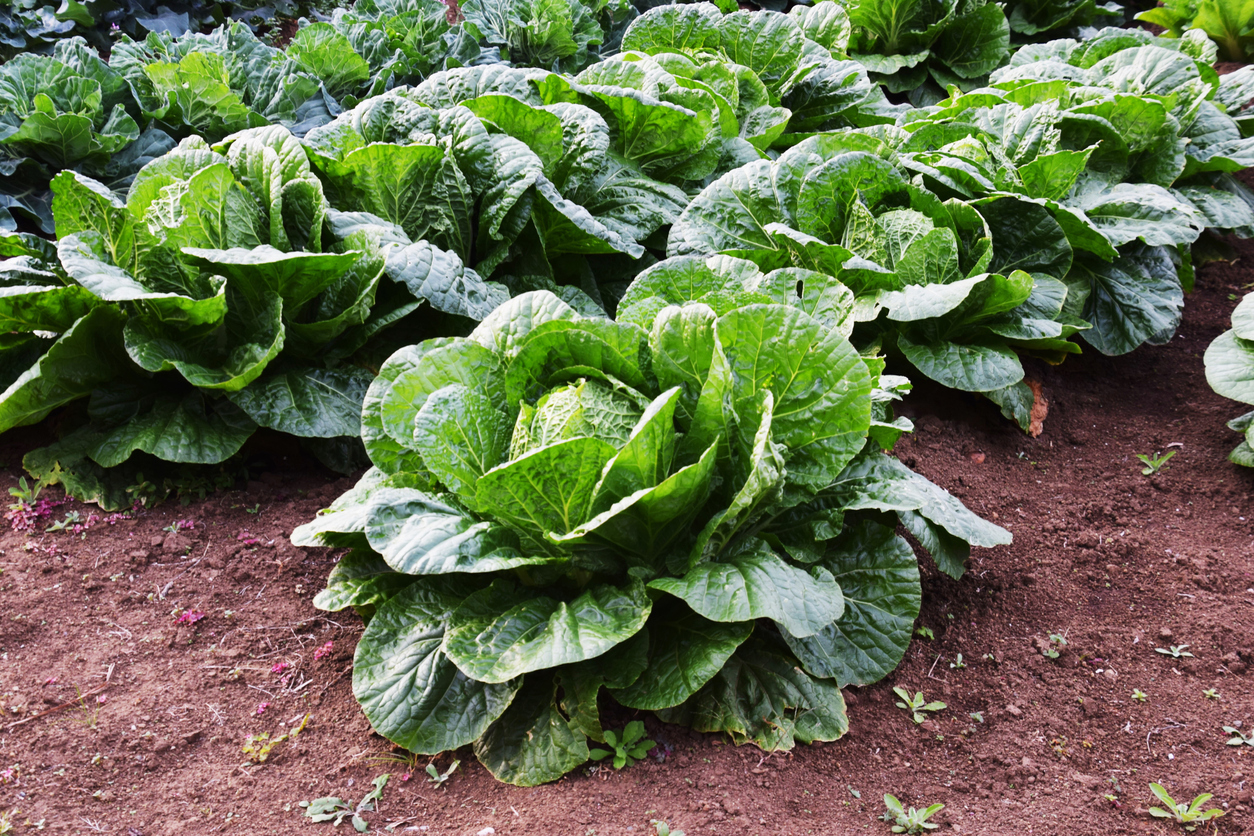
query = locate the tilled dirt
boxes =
[0,245,1252,836]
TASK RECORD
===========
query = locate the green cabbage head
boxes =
[294,286,1009,786]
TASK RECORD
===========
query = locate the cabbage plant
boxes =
[1137,0,1254,61]
[617,3,902,140]
[830,0,1011,100]
[0,38,172,234]
[908,30,1254,369]
[110,22,339,142]
[1205,292,1254,466]
[666,137,1086,429]
[294,288,1009,786]
[0,125,506,507]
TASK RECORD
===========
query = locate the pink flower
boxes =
[400,772,411,782]
[96,694,107,704]
[176,610,205,624]
[255,702,270,715]
[314,641,334,661]
[270,661,291,674]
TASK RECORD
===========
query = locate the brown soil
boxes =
[1,255,1254,836]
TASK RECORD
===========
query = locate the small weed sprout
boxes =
[8,477,42,506]
[589,721,654,770]
[1137,451,1176,475]
[1156,644,1194,659]
[893,688,945,724]
[301,773,389,832]
[1203,689,1220,701]
[880,794,944,833]
[1147,783,1225,831]
[949,653,965,670]
[242,714,310,763]
[1104,776,1124,810]
[45,511,80,532]
[1042,633,1067,659]
[0,808,13,836]
[1224,725,1254,746]
[426,759,459,788]
[914,626,934,640]
[651,820,685,836]
[69,685,102,729]
[1132,689,1148,703]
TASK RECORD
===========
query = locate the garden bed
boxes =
[0,225,1250,836]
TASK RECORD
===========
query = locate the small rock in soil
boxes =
[1158,627,1173,641]
[1005,704,1023,718]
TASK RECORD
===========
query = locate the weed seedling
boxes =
[651,820,685,836]
[1133,689,1148,703]
[1137,451,1176,475]
[1147,783,1225,831]
[242,714,310,763]
[1224,725,1254,746]
[301,773,389,832]
[880,794,944,833]
[893,687,945,724]
[1104,776,1124,810]
[1156,644,1194,659]
[949,653,965,670]
[8,477,42,507]
[45,511,80,532]
[0,808,13,836]
[1042,633,1067,659]
[914,626,934,640]
[1203,689,1220,701]
[589,721,654,769]
[425,759,459,788]
[125,474,158,507]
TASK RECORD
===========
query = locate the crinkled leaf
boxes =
[472,675,589,787]
[649,544,844,639]
[353,582,521,754]
[656,637,848,750]
[225,366,373,438]
[782,519,920,686]
[444,577,651,682]
[611,603,752,710]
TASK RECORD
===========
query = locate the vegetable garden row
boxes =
[3,0,1254,791]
